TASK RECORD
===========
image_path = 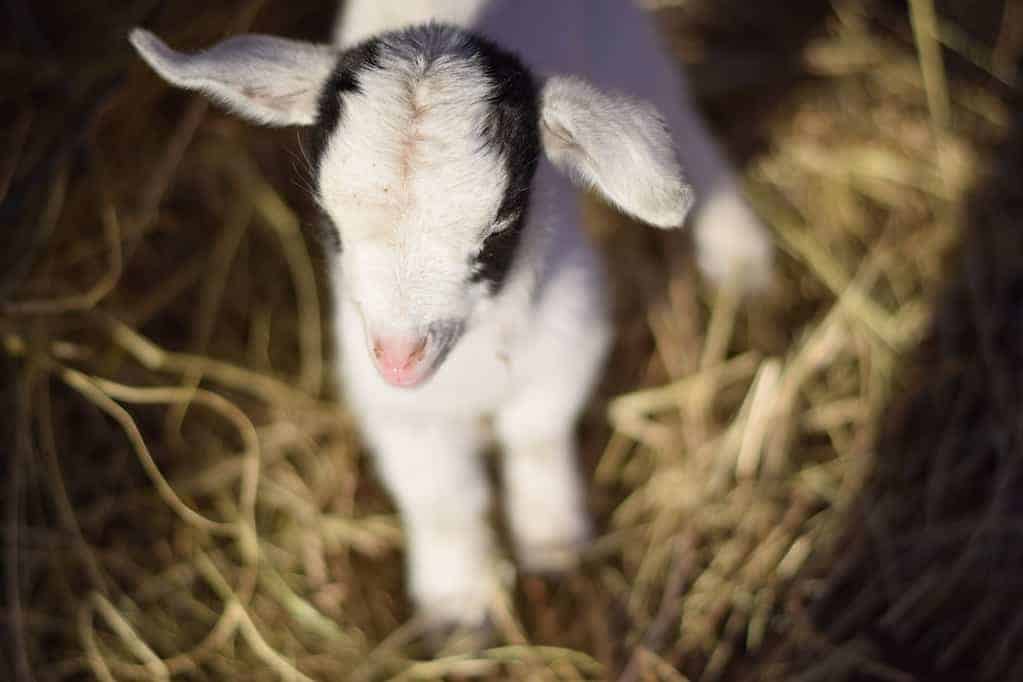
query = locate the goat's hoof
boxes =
[417,591,491,632]
[414,563,508,636]
[513,508,591,574]
[519,541,584,574]
[516,524,590,574]
[424,618,495,656]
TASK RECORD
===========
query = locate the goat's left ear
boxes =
[129,29,337,126]
[540,76,695,228]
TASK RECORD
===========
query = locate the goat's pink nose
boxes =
[371,335,429,386]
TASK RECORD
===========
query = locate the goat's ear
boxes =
[540,76,695,228]
[129,29,337,126]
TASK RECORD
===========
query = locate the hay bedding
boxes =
[1,0,1019,679]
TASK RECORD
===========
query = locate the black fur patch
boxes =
[467,32,541,293]
[308,38,381,173]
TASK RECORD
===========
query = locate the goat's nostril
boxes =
[408,337,427,365]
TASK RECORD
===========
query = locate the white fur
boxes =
[333,1,774,625]
[131,0,775,629]
[129,29,336,126]
[335,0,775,289]
[318,49,507,348]
[334,161,612,624]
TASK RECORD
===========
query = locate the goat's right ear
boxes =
[539,76,695,229]
[129,29,337,126]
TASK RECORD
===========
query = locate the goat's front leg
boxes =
[496,389,593,574]
[362,414,497,627]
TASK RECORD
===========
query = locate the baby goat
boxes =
[130,0,772,628]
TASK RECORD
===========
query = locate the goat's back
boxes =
[334,0,691,115]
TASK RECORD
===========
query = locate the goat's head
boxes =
[130,24,693,388]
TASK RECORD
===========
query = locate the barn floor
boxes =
[2,0,1021,680]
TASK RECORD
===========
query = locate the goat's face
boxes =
[312,32,539,387]
[130,23,693,389]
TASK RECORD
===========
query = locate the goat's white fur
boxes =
[317,49,507,350]
[131,0,774,629]
[335,159,611,625]
[335,0,775,289]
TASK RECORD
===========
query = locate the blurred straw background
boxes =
[2,0,1021,679]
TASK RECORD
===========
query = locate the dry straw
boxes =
[1,0,1016,679]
